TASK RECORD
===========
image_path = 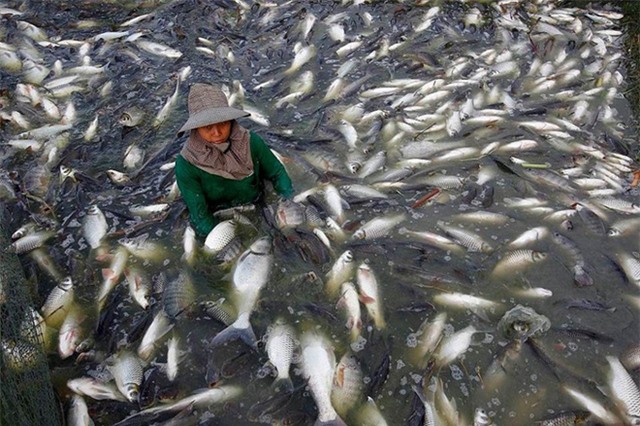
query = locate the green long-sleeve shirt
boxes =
[175,132,293,237]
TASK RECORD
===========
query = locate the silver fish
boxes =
[300,331,345,425]
[337,282,362,342]
[265,318,296,392]
[491,250,547,280]
[210,237,273,348]
[353,213,406,240]
[356,263,385,330]
[82,205,108,250]
[106,350,143,403]
[325,250,355,296]
[436,221,492,252]
[42,276,74,328]
[204,220,237,255]
[67,377,126,402]
[331,352,364,419]
[67,394,93,426]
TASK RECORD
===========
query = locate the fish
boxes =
[7,230,55,254]
[203,220,237,255]
[119,233,166,262]
[118,107,144,127]
[210,237,273,348]
[435,325,476,367]
[436,221,492,253]
[615,252,640,287]
[113,386,241,423]
[562,385,620,425]
[356,396,388,425]
[106,350,144,403]
[138,309,174,362]
[284,43,316,76]
[264,318,296,392]
[300,331,345,426]
[83,115,99,142]
[331,352,364,419]
[407,312,447,368]
[336,282,362,342]
[82,205,108,250]
[163,271,196,320]
[356,263,385,330]
[182,226,197,266]
[325,250,355,296]
[42,276,75,328]
[58,305,87,359]
[353,213,406,240]
[490,250,548,280]
[605,356,640,422]
[124,266,151,310]
[134,39,183,59]
[67,394,94,426]
[432,292,502,320]
[166,334,185,382]
[128,203,170,217]
[153,79,180,127]
[508,226,549,249]
[97,246,128,310]
[67,377,126,402]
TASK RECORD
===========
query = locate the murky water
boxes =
[1,0,639,425]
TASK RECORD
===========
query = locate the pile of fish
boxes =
[1,0,639,424]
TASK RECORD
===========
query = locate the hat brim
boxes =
[177,107,250,135]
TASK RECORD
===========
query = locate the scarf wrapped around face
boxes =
[179,121,254,180]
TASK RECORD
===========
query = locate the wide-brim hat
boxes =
[177,83,250,136]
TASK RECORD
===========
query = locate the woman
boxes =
[175,83,293,238]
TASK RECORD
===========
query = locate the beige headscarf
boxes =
[180,121,254,180]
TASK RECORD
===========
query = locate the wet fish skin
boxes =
[437,221,492,253]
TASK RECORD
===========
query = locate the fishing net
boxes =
[0,206,61,426]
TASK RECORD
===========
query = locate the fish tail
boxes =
[209,315,257,349]
[271,376,294,394]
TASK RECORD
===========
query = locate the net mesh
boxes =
[0,206,61,426]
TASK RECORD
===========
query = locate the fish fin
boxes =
[359,294,375,304]
[335,364,345,387]
[135,276,142,290]
[101,268,115,279]
[346,316,354,330]
[272,377,294,394]
[336,296,346,309]
[209,319,257,349]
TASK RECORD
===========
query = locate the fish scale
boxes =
[606,356,640,421]
[437,221,492,253]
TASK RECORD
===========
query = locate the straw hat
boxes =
[177,83,250,135]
